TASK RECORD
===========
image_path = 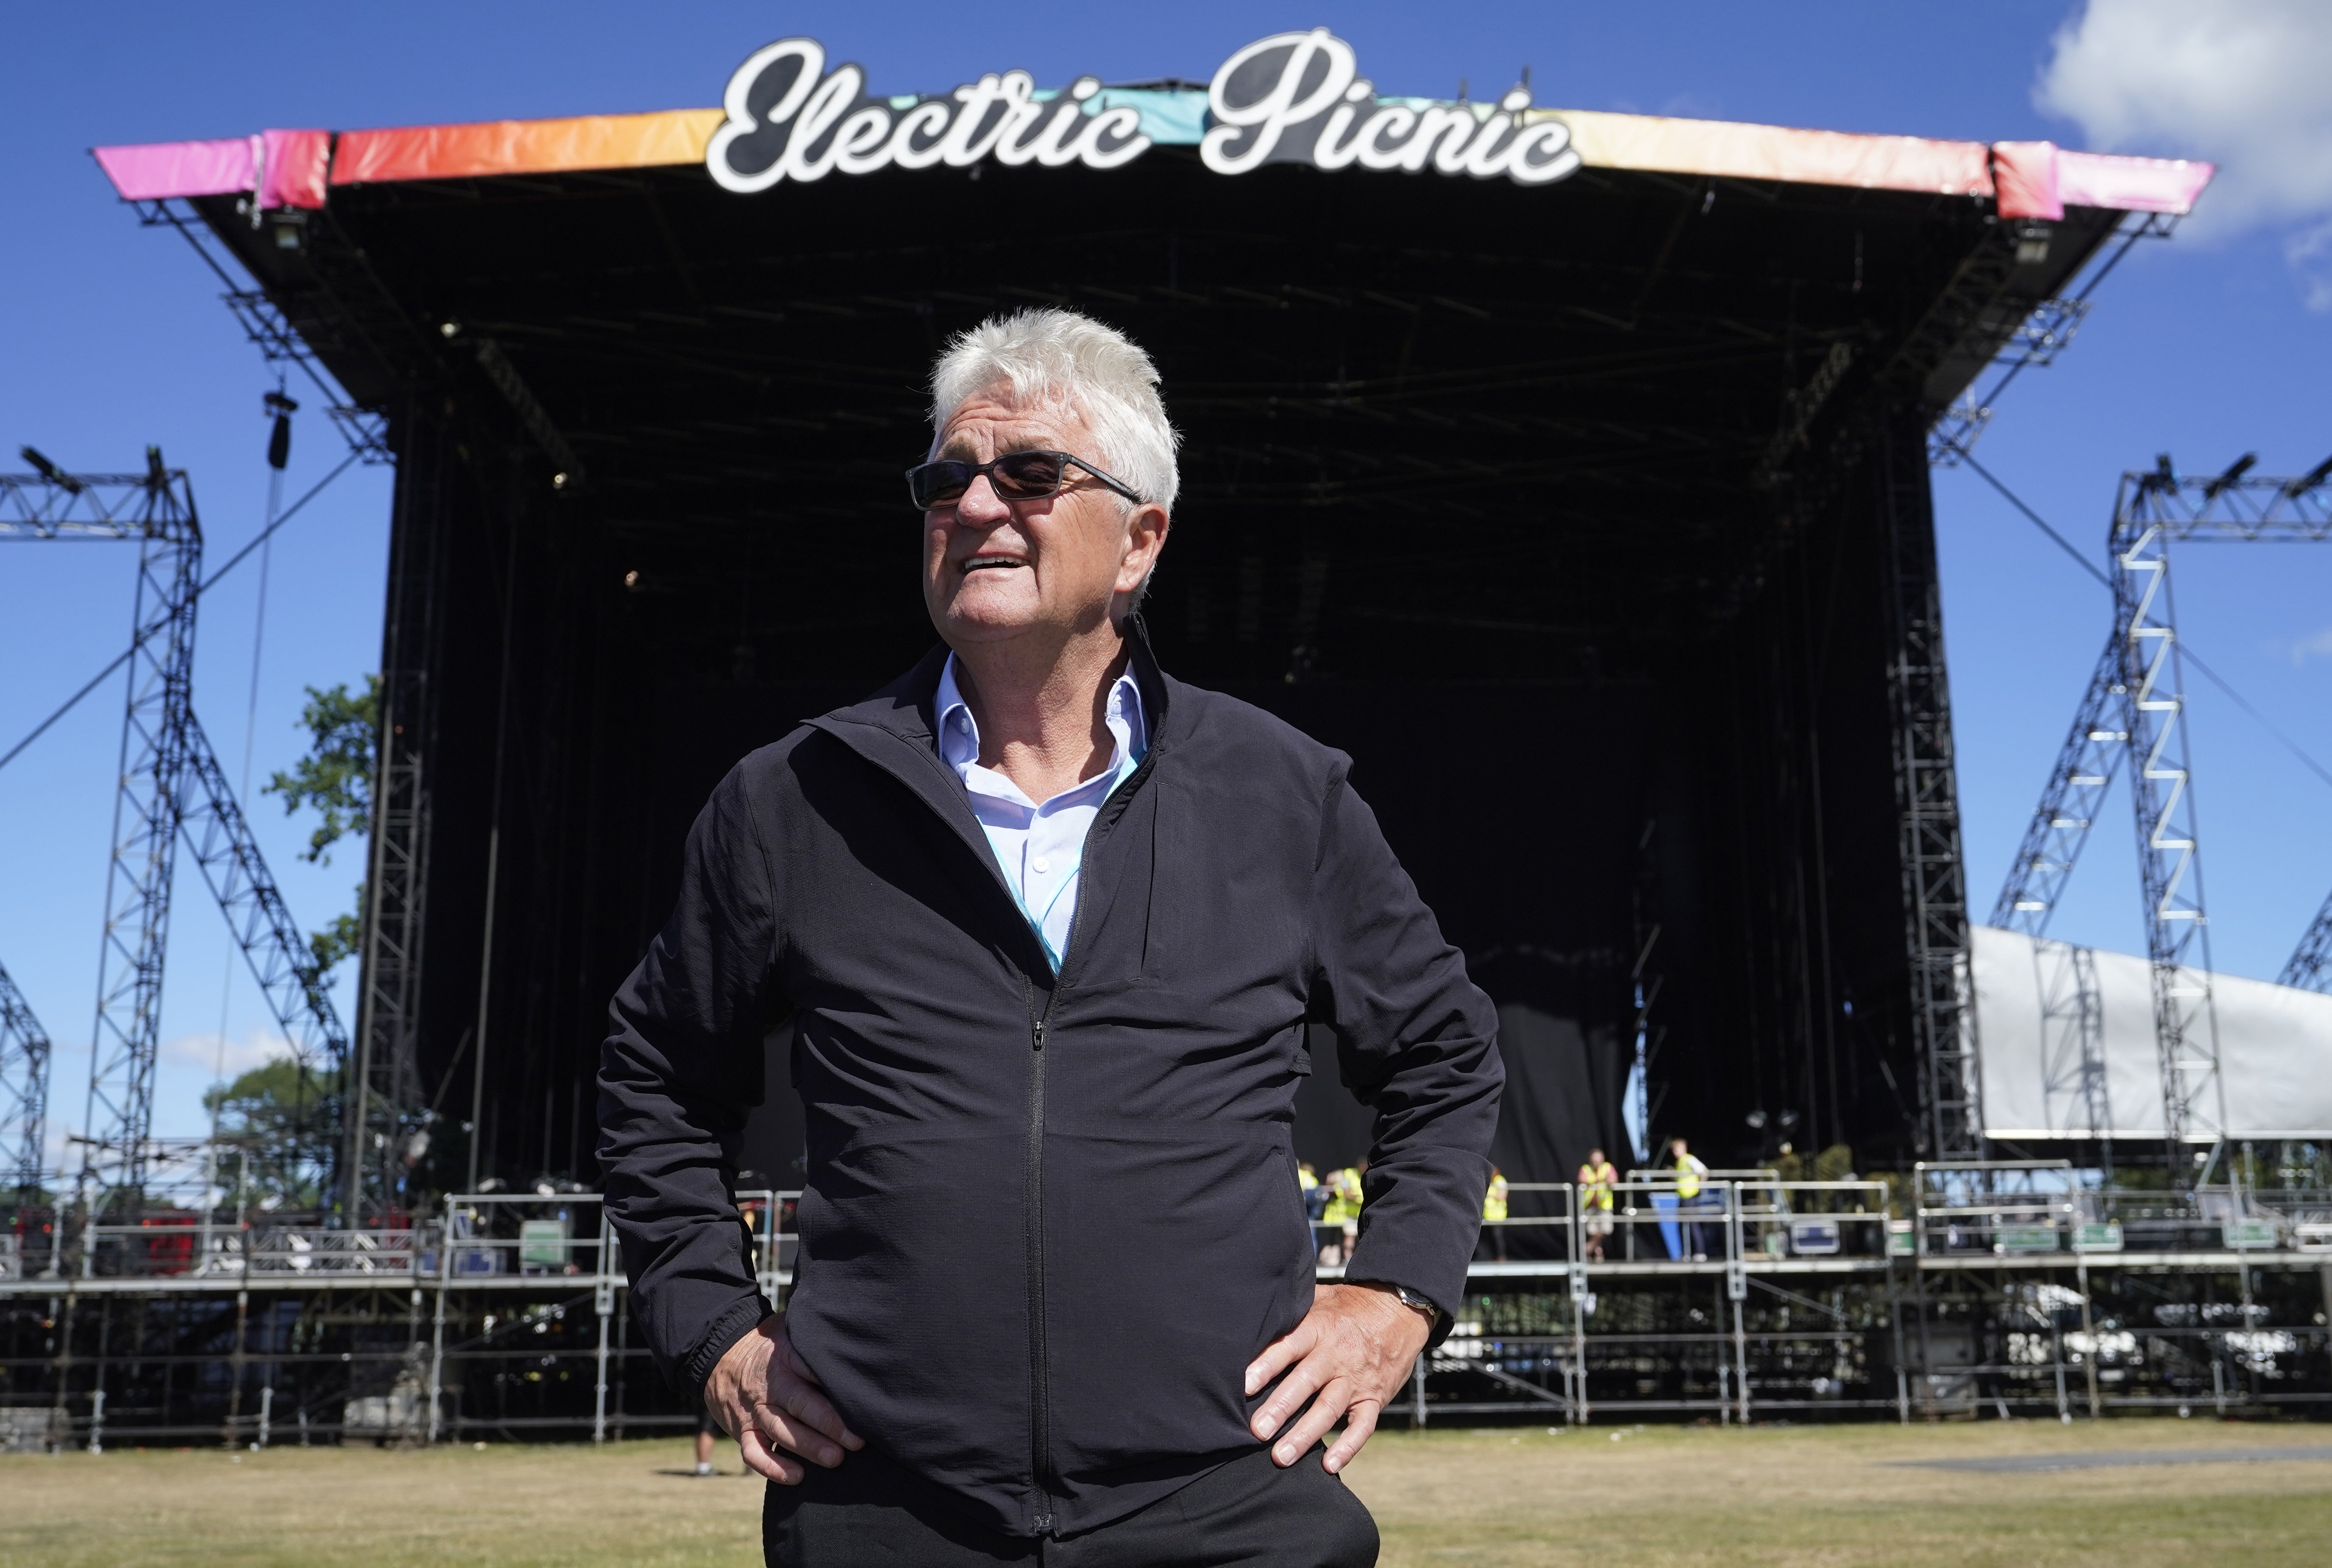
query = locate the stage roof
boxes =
[95,81,2211,220]
[81,30,2212,693]
[78,32,2228,1171]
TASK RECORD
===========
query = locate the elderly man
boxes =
[600,308,1503,1566]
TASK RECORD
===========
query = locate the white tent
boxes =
[1970,925,2332,1140]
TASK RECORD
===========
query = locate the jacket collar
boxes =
[804,621,1178,979]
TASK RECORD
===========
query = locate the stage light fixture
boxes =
[19,445,84,494]
[2202,451,2256,500]
[2284,453,2332,498]
[263,390,299,471]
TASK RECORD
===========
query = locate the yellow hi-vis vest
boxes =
[1298,1167,1319,1193]
[1482,1174,1509,1224]
[1578,1161,1616,1211]
[1674,1156,1705,1200]
[1323,1168,1363,1225]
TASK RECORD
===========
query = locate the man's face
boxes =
[920,389,1166,648]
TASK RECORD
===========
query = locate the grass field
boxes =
[3,1419,2329,1567]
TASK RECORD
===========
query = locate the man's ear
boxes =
[1117,502,1170,593]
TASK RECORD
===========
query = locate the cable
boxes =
[1958,453,2110,590]
[0,448,360,775]
[1955,452,2332,797]
[2184,648,2332,795]
[209,411,289,1186]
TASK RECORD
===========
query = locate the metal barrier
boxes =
[1914,1159,2081,1256]
[9,1175,2327,1445]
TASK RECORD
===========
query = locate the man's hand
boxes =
[1244,1282,1431,1475]
[705,1313,865,1484]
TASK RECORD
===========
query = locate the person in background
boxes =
[696,1405,719,1477]
[1319,1164,1365,1266]
[1299,1160,1328,1256]
[1479,1167,1509,1262]
[1576,1147,1617,1263]
[1671,1137,1712,1261]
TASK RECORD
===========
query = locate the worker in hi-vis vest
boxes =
[1296,1161,1326,1256]
[1671,1136,1713,1261]
[1477,1168,1509,1262]
[1576,1148,1617,1261]
[1320,1165,1365,1265]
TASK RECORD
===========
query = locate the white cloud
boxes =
[159,1026,294,1082]
[2036,0,2332,250]
[2288,221,2332,312]
[2268,625,2332,666]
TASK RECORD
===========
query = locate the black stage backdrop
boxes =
[652,674,1650,1194]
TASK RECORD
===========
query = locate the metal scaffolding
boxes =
[1882,416,1982,1160]
[179,713,353,1198]
[0,960,50,1202]
[1,450,355,1219]
[1991,632,2127,938]
[2110,456,2331,1146]
[1994,456,2332,1152]
[347,413,439,1223]
[2283,891,2332,993]
[0,451,203,1213]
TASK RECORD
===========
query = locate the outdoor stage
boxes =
[87,32,2214,1205]
[7,30,2284,1449]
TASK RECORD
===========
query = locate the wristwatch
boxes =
[1389,1285,1440,1325]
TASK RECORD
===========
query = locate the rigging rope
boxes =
[1956,451,2332,797]
[0,447,359,776]
[208,392,290,1192]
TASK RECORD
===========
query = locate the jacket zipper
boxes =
[1025,1009,1051,1535]
[1023,746,1156,1537]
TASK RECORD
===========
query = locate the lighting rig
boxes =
[1993,451,2332,1157]
[0,446,350,1236]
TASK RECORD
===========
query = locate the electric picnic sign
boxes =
[707,29,1581,192]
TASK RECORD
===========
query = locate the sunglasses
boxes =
[905,449,1144,511]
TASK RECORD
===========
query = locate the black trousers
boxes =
[763,1444,1379,1567]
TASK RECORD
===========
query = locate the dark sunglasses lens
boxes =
[910,461,972,509]
[992,451,1067,498]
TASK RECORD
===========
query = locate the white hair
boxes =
[928,308,1181,511]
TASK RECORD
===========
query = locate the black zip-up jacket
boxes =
[599,632,1503,1537]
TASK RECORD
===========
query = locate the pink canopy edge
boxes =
[92,130,330,210]
[92,116,2214,219]
[1990,140,2214,220]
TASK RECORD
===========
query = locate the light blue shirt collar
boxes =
[933,654,1147,795]
[933,653,1147,970]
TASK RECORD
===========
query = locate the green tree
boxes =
[204,1058,342,1210]
[265,678,378,977]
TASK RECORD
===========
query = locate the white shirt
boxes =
[935,655,1148,971]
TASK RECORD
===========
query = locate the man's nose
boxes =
[953,474,1011,528]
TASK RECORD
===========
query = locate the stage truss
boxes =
[1993,456,2332,1150]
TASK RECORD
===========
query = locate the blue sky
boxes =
[3,2,2327,1168]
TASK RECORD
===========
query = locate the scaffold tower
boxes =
[1,449,353,1216]
[0,960,50,1202]
[1996,454,2332,1154]
[2,450,200,1211]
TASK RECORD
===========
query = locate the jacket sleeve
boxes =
[1308,769,1503,1332]
[598,762,783,1395]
